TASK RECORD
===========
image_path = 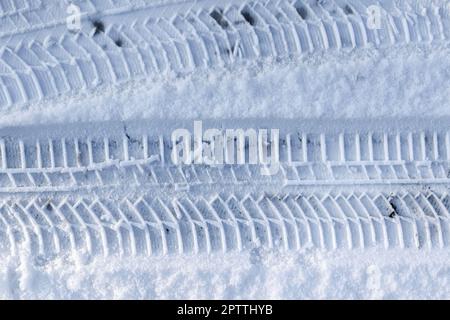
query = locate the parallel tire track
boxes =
[1,0,450,257]
[0,121,448,257]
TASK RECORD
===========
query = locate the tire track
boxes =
[1,0,449,108]
[1,190,450,258]
[0,122,448,192]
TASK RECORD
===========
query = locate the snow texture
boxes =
[1,0,450,299]
[2,249,450,299]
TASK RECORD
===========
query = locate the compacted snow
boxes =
[1,0,450,299]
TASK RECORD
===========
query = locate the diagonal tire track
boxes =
[1,0,449,108]
[1,190,450,258]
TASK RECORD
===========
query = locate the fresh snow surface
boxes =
[2,249,450,299]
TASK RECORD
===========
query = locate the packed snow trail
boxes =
[0,119,449,192]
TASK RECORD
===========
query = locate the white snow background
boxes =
[1,33,450,298]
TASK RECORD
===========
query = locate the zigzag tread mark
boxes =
[1,191,450,257]
[1,0,449,108]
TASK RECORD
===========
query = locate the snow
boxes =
[1,42,450,299]
[1,0,450,300]
[1,248,450,299]
[0,44,449,298]
[1,43,449,128]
